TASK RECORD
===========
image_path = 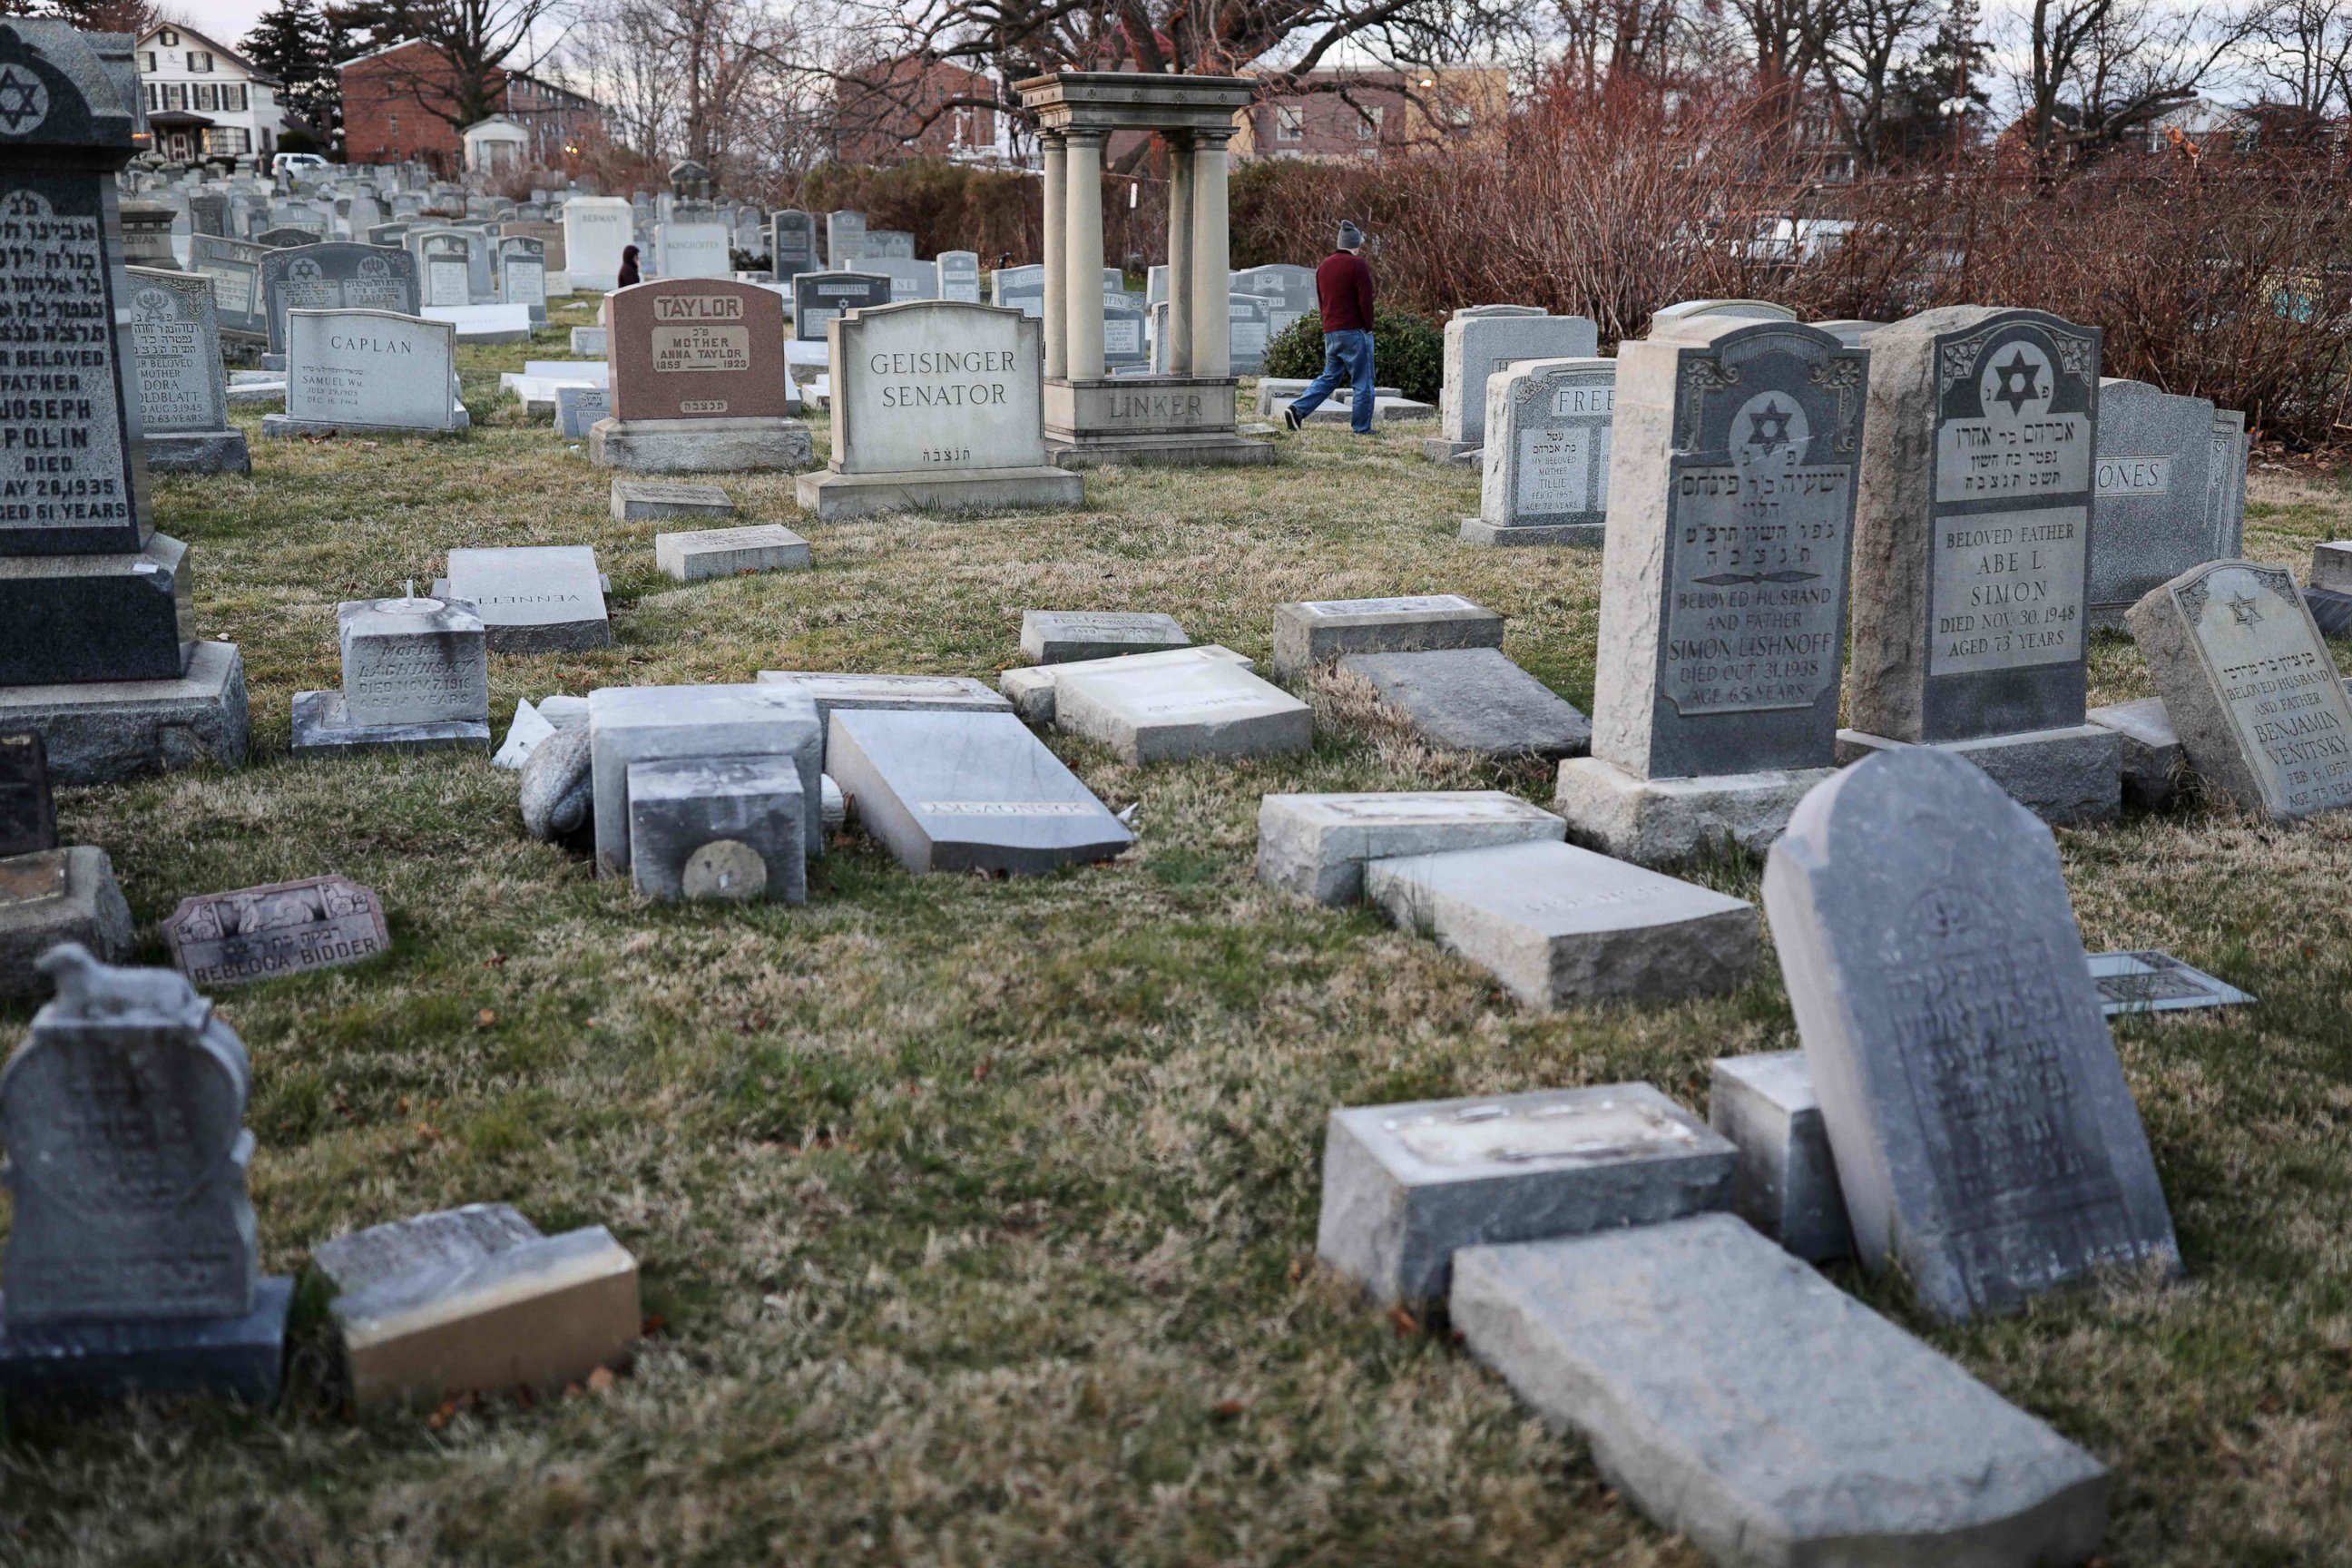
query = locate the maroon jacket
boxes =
[1316,250,1376,331]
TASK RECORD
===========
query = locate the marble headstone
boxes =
[126,267,249,475]
[2088,379,2220,625]
[1465,357,1615,545]
[258,240,419,355]
[267,308,466,436]
[0,730,55,857]
[163,875,390,985]
[1436,309,1599,454]
[769,208,815,279]
[444,545,611,653]
[793,270,891,341]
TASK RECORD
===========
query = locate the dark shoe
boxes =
[1282,406,1303,432]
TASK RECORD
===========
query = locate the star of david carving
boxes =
[0,65,46,134]
[1991,349,2042,415]
[2226,591,2263,626]
[1746,399,1793,454]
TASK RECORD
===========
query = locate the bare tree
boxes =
[2250,0,2352,121]
[2013,0,2274,165]
[1818,0,1938,165]
[334,0,573,135]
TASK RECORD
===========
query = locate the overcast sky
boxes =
[181,0,274,54]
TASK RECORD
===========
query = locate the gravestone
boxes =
[1318,1083,1735,1308]
[2087,379,2220,626]
[792,270,891,342]
[498,234,547,321]
[444,545,611,652]
[754,671,1011,752]
[1462,358,1614,545]
[292,587,492,753]
[126,268,249,475]
[1053,656,1311,764]
[628,755,807,903]
[1,842,133,998]
[1427,309,1599,460]
[593,279,810,472]
[1256,789,1565,906]
[999,645,1249,725]
[1451,1217,2111,1565]
[655,217,730,279]
[315,1203,640,1411]
[2088,949,2255,1014]
[563,196,633,289]
[587,683,824,875]
[258,240,419,355]
[190,232,267,338]
[825,210,866,267]
[991,263,1044,317]
[1230,263,1317,336]
[1651,299,1797,328]
[256,225,316,249]
[1338,647,1592,760]
[656,524,808,582]
[1842,308,2121,825]
[796,300,1083,521]
[1228,294,1272,375]
[555,382,609,439]
[0,944,292,1402]
[867,256,940,302]
[769,208,815,279]
[612,479,731,522]
[863,228,915,260]
[2210,408,2249,560]
[1102,299,1149,371]
[0,20,249,785]
[938,250,981,302]
[1020,610,1189,664]
[1553,318,1863,865]
[163,875,391,986]
[263,309,468,437]
[410,228,478,306]
[826,709,1133,875]
[1761,746,2180,1319]
[1709,1050,1853,1261]
[2126,559,2352,819]
[1271,595,1503,681]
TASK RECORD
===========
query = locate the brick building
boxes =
[340,39,603,172]
[833,58,999,163]
[1235,67,1509,161]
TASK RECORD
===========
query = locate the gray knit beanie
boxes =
[1337,220,1366,250]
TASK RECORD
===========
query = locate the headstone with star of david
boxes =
[1551,316,1867,865]
[258,240,420,356]
[1838,308,2120,826]
[2126,558,2352,819]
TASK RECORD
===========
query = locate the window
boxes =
[1356,105,1384,140]
[1276,105,1304,142]
[163,82,187,112]
[140,51,157,72]
[204,126,250,156]
[143,82,162,112]
[222,84,247,113]
[157,26,178,44]
[188,51,213,72]
[193,83,215,111]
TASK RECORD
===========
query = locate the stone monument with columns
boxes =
[1014,72,1273,466]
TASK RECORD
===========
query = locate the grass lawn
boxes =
[4,294,2350,1566]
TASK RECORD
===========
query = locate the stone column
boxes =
[1167,135,1195,377]
[1189,132,1233,377]
[1063,131,1107,381]
[1041,132,1067,380]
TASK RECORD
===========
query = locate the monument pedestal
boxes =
[589,415,811,474]
[1424,436,1480,462]
[0,1277,293,1404]
[1835,724,2122,827]
[1044,377,1273,467]
[146,430,252,476]
[290,691,492,755]
[0,536,198,685]
[1553,758,1837,866]
[1458,517,1604,547]
[263,407,472,439]
[795,465,1083,523]
[0,848,134,998]
[0,642,250,786]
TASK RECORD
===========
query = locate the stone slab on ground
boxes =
[590,416,813,474]
[2085,696,2185,808]
[588,683,824,875]
[1020,610,1191,665]
[1272,595,1504,681]
[627,755,808,903]
[2305,585,2352,640]
[1834,724,2122,827]
[1054,655,1310,765]
[0,848,134,999]
[0,641,250,786]
[998,645,1250,725]
[445,547,612,655]
[290,691,491,755]
[146,430,251,475]
[1336,647,1592,760]
[318,1206,639,1411]
[1451,1215,2112,1568]
[1318,1083,1734,1308]
[1552,760,1836,867]
[793,465,1084,523]
[2090,949,2256,1014]
[656,524,809,582]
[611,480,733,523]
[1457,518,1602,547]
[826,708,1133,875]
[1257,790,1564,906]
[754,672,1012,766]
[0,1276,294,1405]
[1364,839,1756,1009]
[1709,1051,1854,1262]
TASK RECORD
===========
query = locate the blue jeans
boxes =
[1292,328,1376,433]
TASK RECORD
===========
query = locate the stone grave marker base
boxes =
[263,409,472,439]
[2086,695,2186,808]
[0,848,134,998]
[1257,790,1565,906]
[794,466,1084,524]
[589,416,812,474]
[1423,437,1479,461]
[146,430,252,476]
[656,525,809,582]
[290,691,493,755]
[1553,758,1835,867]
[0,1276,293,1405]
[1452,1217,2111,1567]
[1708,1051,1854,1262]
[1834,725,2122,827]
[1456,517,1603,548]
[0,642,250,785]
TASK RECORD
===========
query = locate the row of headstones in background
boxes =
[0,19,251,789]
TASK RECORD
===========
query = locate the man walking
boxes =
[1282,220,1377,435]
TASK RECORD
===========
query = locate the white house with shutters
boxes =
[134,23,292,162]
